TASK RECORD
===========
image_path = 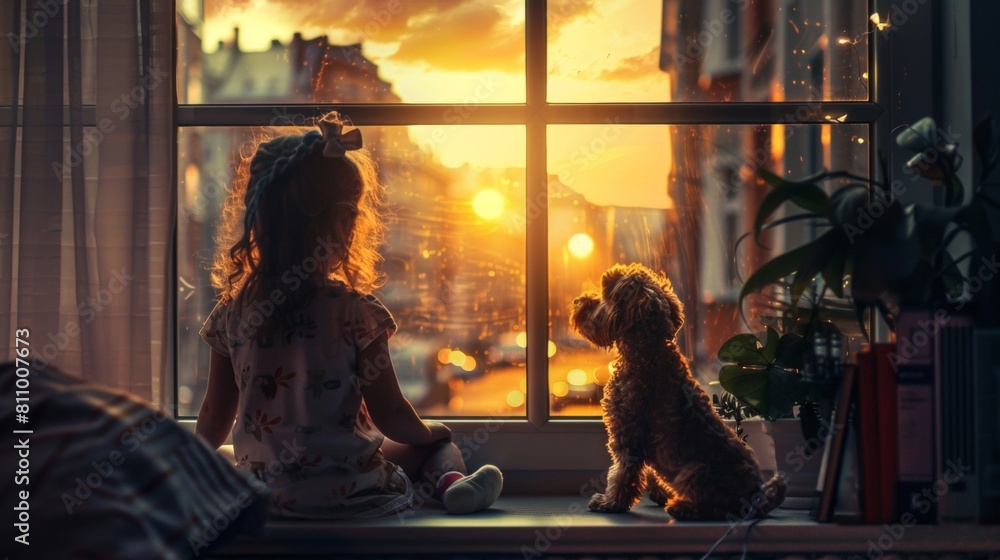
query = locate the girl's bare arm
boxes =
[196,349,240,449]
[360,332,451,445]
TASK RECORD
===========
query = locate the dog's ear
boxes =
[663,283,685,337]
[600,264,629,301]
[604,269,658,337]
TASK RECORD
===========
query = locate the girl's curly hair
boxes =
[211,113,386,331]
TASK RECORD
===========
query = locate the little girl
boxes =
[195,113,502,518]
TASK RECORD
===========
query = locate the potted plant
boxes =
[737,115,1000,333]
[717,114,1000,508]
[713,325,833,505]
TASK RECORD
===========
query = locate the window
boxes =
[176,0,877,473]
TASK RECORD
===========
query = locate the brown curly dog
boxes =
[570,263,786,521]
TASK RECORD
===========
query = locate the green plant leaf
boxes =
[774,333,810,369]
[761,326,779,362]
[821,243,849,299]
[896,117,939,153]
[854,301,871,342]
[736,212,823,256]
[827,184,870,229]
[717,333,768,365]
[767,367,804,419]
[738,238,828,315]
[719,365,770,417]
[938,250,967,303]
[754,169,830,237]
[788,233,839,311]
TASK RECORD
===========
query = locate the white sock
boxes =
[441,465,503,514]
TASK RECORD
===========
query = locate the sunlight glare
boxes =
[567,233,594,258]
[506,390,525,408]
[567,369,588,386]
[472,189,505,220]
[552,382,570,398]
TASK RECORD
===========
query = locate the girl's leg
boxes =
[382,438,502,514]
[381,438,466,486]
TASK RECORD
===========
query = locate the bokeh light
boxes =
[472,189,505,220]
[567,232,594,258]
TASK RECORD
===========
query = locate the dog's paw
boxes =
[648,484,674,507]
[588,493,628,513]
[666,500,699,520]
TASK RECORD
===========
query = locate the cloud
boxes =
[594,45,662,81]
[547,0,596,38]
[388,2,524,72]
[205,0,528,73]
[203,0,255,18]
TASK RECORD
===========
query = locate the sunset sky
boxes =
[197,0,673,209]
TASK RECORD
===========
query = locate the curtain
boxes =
[0,0,175,405]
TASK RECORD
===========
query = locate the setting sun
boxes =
[472,189,505,220]
[567,233,594,258]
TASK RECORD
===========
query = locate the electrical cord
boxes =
[699,494,765,560]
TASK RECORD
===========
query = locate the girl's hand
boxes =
[424,421,452,443]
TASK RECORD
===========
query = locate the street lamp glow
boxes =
[567,233,594,258]
[567,369,588,386]
[515,331,527,348]
[472,189,505,220]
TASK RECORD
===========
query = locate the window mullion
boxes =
[525,0,549,428]
[175,104,529,127]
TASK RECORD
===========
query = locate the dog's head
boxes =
[570,263,684,349]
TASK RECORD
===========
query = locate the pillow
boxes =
[0,362,269,559]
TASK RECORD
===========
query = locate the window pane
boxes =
[178,125,526,417]
[179,1,525,104]
[548,123,868,416]
[548,0,870,103]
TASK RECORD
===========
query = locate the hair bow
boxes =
[319,121,363,157]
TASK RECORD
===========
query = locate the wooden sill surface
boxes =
[212,495,1000,557]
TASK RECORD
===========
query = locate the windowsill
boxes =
[209,496,1000,557]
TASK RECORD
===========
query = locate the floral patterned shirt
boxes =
[200,281,412,519]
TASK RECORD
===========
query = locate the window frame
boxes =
[171,0,891,482]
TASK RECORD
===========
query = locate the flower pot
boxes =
[727,419,822,510]
[763,418,823,509]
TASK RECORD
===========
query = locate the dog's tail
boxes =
[752,472,787,517]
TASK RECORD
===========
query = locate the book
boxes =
[873,343,898,522]
[856,343,898,523]
[812,363,859,522]
[855,346,882,523]
[894,308,938,524]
